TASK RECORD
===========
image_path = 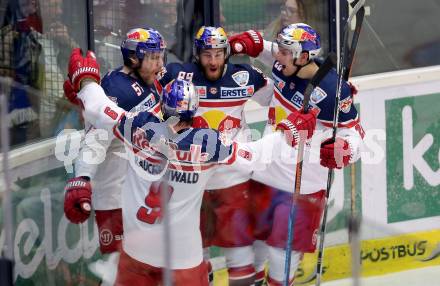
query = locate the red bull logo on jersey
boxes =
[220,86,254,98]
[167,142,210,163]
[193,111,241,132]
[131,127,159,154]
[339,97,353,113]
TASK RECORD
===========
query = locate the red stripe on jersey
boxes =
[228,265,256,279]
[319,116,360,129]
[154,79,163,94]
[273,89,299,113]
[152,102,161,116]
[199,99,247,107]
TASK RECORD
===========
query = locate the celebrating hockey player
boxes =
[158,26,274,285]
[63,46,320,286]
[63,27,165,283]
[228,23,365,285]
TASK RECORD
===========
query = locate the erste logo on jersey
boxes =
[289,91,320,111]
[290,91,304,109]
[231,71,249,87]
[220,85,254,98]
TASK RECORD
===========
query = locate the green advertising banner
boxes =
[386,93,440,223]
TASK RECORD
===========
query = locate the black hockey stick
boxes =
[283,53,337,286]
[315,1,365,286]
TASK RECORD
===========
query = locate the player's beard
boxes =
[202,63,226,82]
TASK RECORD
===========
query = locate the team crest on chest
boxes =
[231,71,250,87]
[209,87,218,94]
[310,87,327,104]
[290,82,295,90]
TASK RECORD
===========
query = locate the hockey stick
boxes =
[315,1,365,286]
[283,53,337,286]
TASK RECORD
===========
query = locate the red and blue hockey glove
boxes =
[64,177,92,224]
[320,137,352,169]
[229,30,264,57]
[68,48,100,92]
[276,108,318,147]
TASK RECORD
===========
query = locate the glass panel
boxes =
[93,0,180,72]
[221,0,329,72]
[1,0,88,149]
[352,0,440,75]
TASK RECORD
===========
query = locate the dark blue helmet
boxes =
[162,79,199,120]
[121,27,166,62]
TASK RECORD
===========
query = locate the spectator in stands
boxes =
[264,0,306,41]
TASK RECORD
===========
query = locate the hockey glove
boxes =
[229,30,264,57]
[64,177,92,224]
[276,109,318,147]
[320,137,352,169]
[63,79,80,106]
[68,48,100,92]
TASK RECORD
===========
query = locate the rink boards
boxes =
[0,65,439,284]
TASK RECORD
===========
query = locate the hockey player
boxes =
[228,23,365,285]
[158,26,273,286]
[63,48,318,286]
[63,27,165,283]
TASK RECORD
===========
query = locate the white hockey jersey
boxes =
[74,69,161,210]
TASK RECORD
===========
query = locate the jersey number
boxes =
[132,82,144,96]
[177,71,193,82]
[104,106,118,120]
[136,181,174,224]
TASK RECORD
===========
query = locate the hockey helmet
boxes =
[162,79,199,121]
[121,27,166,62]
[193,26,230,59]
[276,23,321,60]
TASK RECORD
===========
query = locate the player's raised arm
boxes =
[64,48,126,131]
[226,108,318,171]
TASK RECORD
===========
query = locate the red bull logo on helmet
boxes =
[127,28,150,42]
[291,28,316,43]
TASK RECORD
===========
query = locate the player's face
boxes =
[275,47,297,76]
[199,48,226,81]
[139,51,165,84]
